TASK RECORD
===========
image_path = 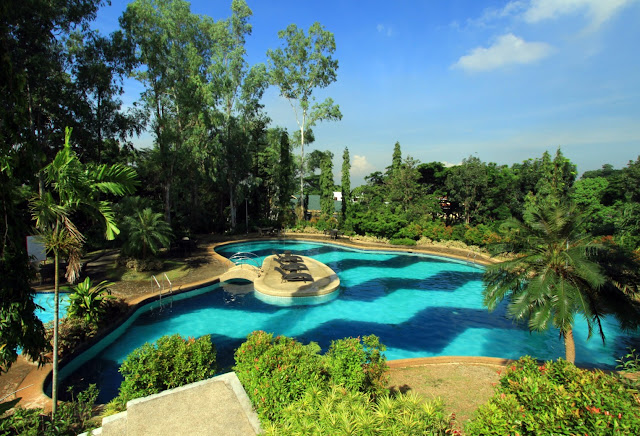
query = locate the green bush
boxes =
[325,335,389,398]
[67,277,115,326]
[389,237,417,246]
[395,223,423,240]
[263,385,455,435]
[110,334,216,411]
[466,356,640,435]
[421,221,451,241]
[233,331,326,422]
[0,384,99,435]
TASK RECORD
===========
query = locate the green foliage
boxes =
[0,384,99,435]
[466,356,640,435]
[67,277,115,326]
[483,202,640,361]
[389,237,417,246]
[233,331,325,422]
[123,208,173,259]
[616,347,640,373]
[112,334,217,409]
[325,335,389,398]
[263,385,454,435]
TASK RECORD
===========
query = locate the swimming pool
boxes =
[59,240,637,403]
[34,292,70,324]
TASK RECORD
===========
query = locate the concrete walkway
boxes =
[82,373,261,436]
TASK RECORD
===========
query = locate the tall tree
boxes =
[267,22,342,218]
[391,141,402,174]
[341,147,351,223]
[121,0,215,225]
[30,128,137,417]
[445,156,488,224]
[319,152,335,218]
[483,202,640,363]
[212,0,268,230]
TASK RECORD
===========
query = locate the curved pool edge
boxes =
[26,236,497,407]
[213,234,498,267]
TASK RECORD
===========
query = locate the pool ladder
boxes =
[152,273,173,311]
[466,252,478,264]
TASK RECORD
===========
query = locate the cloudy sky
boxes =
[96,0,640,186]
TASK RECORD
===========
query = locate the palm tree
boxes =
[123,208,173,259]
[483,202,640,363]
[30,127,137,417]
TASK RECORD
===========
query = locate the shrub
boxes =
[395,223,423,240]
[263,385,455,435]
[233,331,326,422]
[389,237,417,246]
[466,356,640,435]
[324,335,389,398]
[0,384,99,436]
[67,277,115,326]
[110,334,216,410]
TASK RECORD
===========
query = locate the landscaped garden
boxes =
[2,0,640,434]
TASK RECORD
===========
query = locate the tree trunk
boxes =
[164,181,171,225]
[52,249,59,418]
[564,328,576,363]
[229,182,236,229]
[298,125,305,221]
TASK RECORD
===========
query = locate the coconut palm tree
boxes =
[30,127,137,417]
[483,202,640,363]
[123,208,173,259]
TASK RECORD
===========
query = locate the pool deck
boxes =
[254,255,340,297]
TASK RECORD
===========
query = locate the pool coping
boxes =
[15,235,498,410]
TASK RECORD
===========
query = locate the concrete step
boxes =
[84,372,260,436]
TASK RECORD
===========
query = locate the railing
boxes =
[228,252,261,268]
[466,252,478,264]
[152,273,173,310]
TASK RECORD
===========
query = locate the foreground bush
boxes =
[325,335,389,398]
[234,331,325,421]
[0,384,98,435]
[107,334,216,412]
[262,385,455,435]
[466,356,640,435]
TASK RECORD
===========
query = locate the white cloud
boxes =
[453,33,553,72]
[376,23,393,37]
[351,155,375,177]
[523,0,634,30]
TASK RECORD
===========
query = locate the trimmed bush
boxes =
[325,335,389,398]
[108,334,216,412]
[466,356,640,435]
[389,237,417,246]
[233,331,326,422]
[262,385,455,435]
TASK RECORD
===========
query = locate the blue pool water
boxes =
[59,241,638,403]
[34,292,70,324]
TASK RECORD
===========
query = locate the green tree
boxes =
[30,128,137,417]
[483,202,640,362]
[341,147,351,223]
[123,208,173,259]
[267,22,342,218]
[319,152,335,218]
[390,141,402,174]
[445,156,488,224]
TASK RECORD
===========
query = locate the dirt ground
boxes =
[388,363,503,425]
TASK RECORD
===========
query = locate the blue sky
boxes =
[96,0,640,186]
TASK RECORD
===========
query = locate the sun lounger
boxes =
[274,266,314,283]
[281,262,309,272]
[273,252,303,263]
